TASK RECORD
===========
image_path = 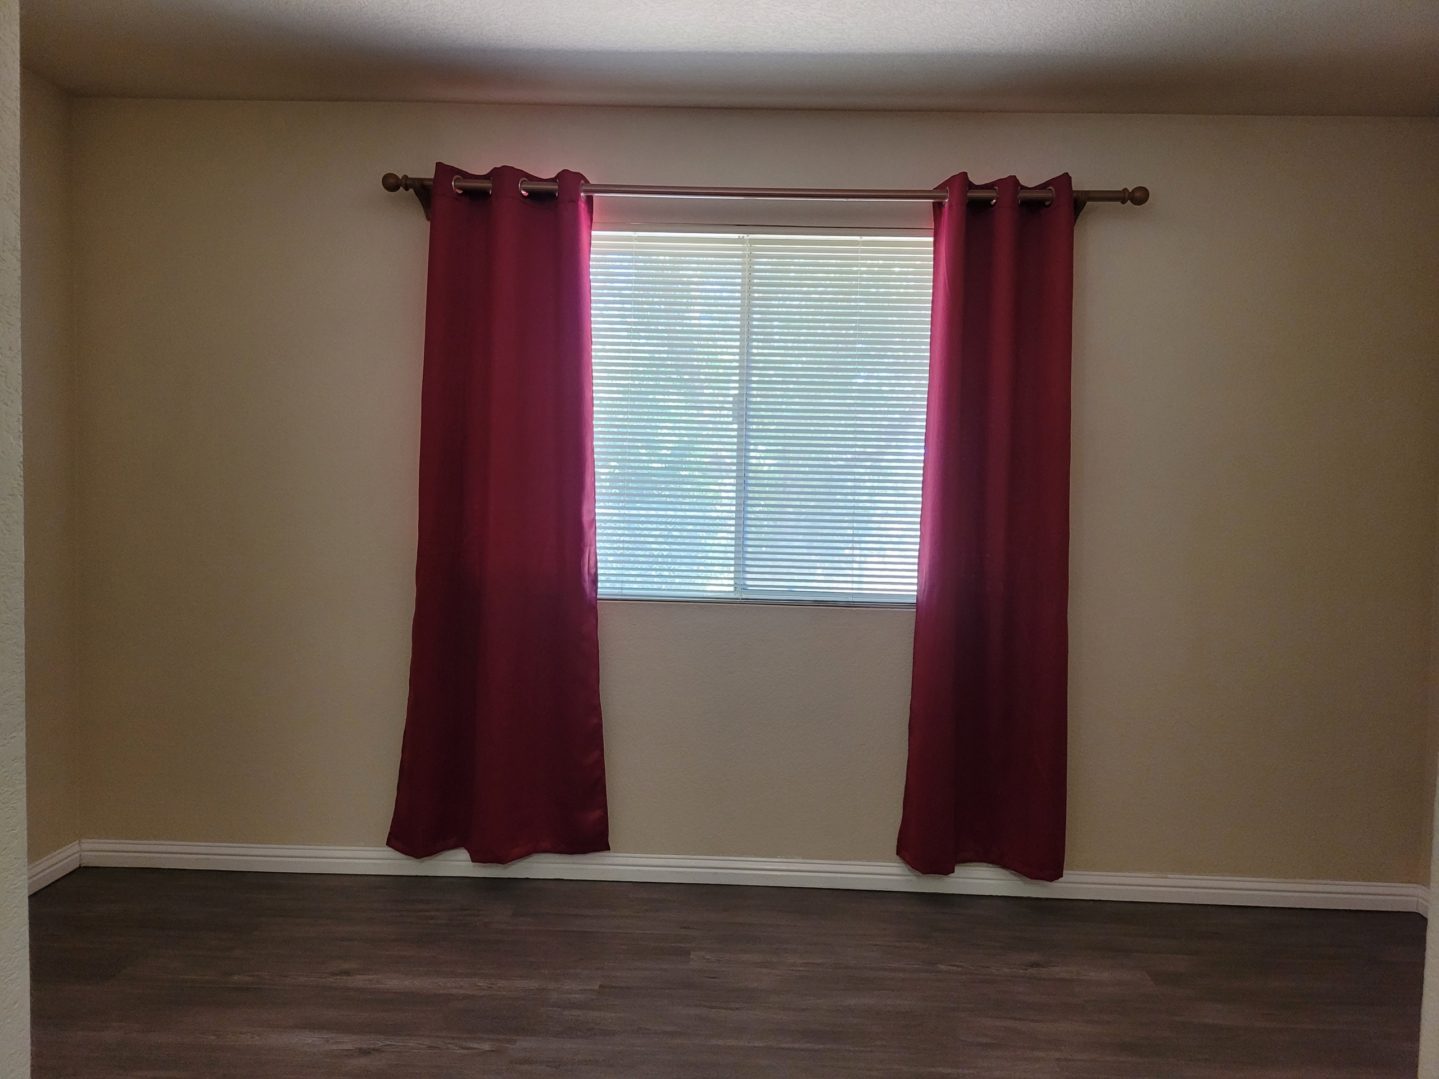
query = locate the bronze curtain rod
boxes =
[381,173,1149,218]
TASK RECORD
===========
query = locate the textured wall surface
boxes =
[20,69,76,862]
[18,2,1439,116]
[1420,501,1439,1075]
[69,100,1439,885]
[1422,781,1439,1076]
[0,0,32,1073]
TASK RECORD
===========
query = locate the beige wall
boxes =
[68,100,1439,884]
[0,0,32,1071]
[20,70,77,862]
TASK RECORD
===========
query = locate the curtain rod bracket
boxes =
[382,173,433,220]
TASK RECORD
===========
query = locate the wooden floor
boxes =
[29,869,1423,1078]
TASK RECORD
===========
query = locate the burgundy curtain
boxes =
[898,173,1076,882]
[387,163,609,864]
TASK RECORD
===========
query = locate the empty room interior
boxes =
[3,1,1439,1075]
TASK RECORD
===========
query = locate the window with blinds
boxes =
[590,231,932,604]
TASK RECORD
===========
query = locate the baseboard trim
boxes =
[28,841,82,894]
[73,840,1429,915]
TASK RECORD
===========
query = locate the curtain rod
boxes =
[381,173,1149,218]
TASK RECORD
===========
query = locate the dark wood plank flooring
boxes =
[29,868,1424,1077]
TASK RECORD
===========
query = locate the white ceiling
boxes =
[20,0,1439,115]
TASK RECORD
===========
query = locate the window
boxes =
[590,231,932,604]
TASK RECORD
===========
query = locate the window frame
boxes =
[591,223,932,611]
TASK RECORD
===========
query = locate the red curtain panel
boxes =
[388,164,609,864]
[898,174,1076,882]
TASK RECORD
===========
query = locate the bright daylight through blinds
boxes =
[590,232,932,602]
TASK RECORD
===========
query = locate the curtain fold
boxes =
[387,163,610,865]
[898,173,1076,882]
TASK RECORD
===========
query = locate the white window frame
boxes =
[592,223,932,610]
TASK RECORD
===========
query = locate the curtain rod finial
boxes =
[1125,186,1150,206]
[384,173,433,219]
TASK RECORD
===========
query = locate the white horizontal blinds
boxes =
[742,236,932,600]
[590,233,744,596]
[590,231,932,603]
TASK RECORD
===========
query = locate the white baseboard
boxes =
[66,839,1428,915]
[27,841,82,894]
